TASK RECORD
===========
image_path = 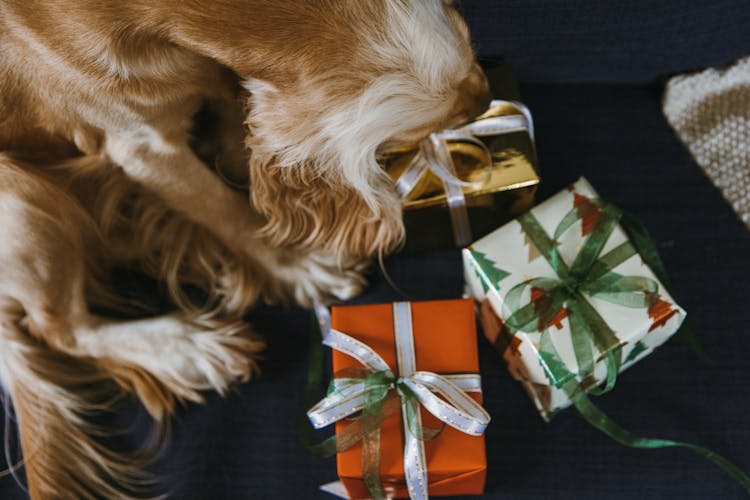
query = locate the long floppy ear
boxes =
[249,150,405,263]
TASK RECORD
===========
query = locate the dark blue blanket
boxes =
[460,0,750,83]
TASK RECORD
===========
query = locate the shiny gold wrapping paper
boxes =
[382,101,540,254]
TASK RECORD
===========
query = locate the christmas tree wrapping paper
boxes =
[463,177,686,420]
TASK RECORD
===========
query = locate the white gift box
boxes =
[463,177,686,420]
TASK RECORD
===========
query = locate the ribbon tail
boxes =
[394,152,430,200]
[571,390,750,494]
[402,395,429,500]
[361,372,393,500]
[320,481,352,499]
[362,427,387,500]
[619,212,712,365]
[673,322,712,365]
[566,299,597,385]
[569,296,622,396]
[446,187,472,247]
[304,434,340,459]
[424,134,473,247]
[300,306,333,453]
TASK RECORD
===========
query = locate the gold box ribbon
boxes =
[384,100,535,247]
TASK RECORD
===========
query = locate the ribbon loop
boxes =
[321,328,391,373]
[392,99,535,247]
[403,372,490,436]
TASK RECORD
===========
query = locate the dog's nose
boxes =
[454,65,492,124]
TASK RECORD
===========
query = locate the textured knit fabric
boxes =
[664,55,750,229]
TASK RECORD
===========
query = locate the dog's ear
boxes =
[249,151,405,263]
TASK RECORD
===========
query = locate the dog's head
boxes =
[243,0,489,263]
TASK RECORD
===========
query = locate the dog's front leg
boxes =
[106,129,266,253]
[105,128,365,305]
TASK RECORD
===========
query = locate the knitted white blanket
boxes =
[663,55,750,230]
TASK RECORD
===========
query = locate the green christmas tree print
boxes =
[624,341,649,364]
[470,249,510,293]
[538,349,573,387]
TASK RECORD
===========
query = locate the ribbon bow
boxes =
[502,196,659,396]
[393,100,535,247]
[307,303,490,500]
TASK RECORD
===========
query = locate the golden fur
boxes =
[0,0,488,497]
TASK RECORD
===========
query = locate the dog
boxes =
[0,0,490,497]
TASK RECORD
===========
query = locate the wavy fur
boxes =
[0,1,487,497]
[0,323,154,500]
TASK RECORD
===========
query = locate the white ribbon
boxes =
[393,99,535,247]
[308,303,490,500]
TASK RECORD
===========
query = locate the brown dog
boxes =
[0,1,489,497]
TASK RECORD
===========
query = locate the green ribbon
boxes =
[502,196,750,493]
[618,211,712,363]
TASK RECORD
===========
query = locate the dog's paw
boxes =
[267,249,369,306]
[175,318,264,395]
[122,316,264,404]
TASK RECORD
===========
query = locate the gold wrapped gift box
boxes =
[381,101,540,254]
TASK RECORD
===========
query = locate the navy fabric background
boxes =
[2,2,750,499]
[459,0,750,83]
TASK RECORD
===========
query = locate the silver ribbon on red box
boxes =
[308,303,490,500]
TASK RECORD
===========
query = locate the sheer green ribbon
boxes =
[504,199,655,391]
[502,197,750,493]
